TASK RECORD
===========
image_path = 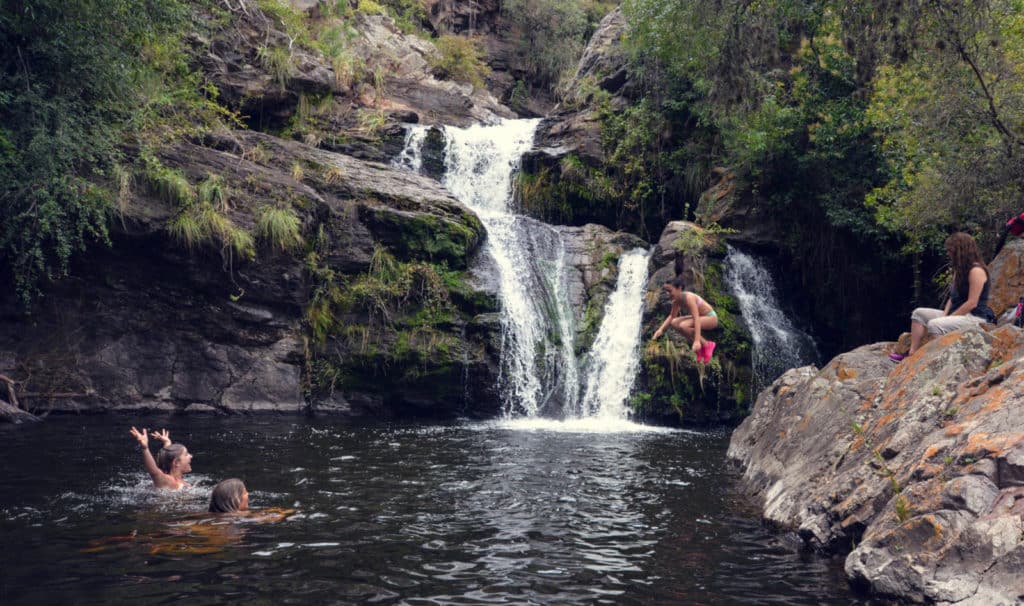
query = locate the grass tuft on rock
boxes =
[257,206,304,252]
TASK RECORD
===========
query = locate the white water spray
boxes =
[392,125,429,172]
[724,245,819,390]
[579,249,651,420]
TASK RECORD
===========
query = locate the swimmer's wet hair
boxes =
[209,478,247,513]
[156,444,186,474]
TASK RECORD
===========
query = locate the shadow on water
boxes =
[0,416,865,605]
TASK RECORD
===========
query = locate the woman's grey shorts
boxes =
[911,307,985,335]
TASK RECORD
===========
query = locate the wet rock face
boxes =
[0,130,500,419]
[729,325,1024,604]
[557,224,648,352]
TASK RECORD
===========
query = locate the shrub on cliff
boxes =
[430,35,491,88]
[0,0,237,307]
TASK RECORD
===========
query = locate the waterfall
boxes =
[578,248,651,420]
[438,119,580,417]
[395,119,653,428]
[724,245,819,391]
[391,125,429,172]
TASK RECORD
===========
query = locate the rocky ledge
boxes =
[728,325,1024,604]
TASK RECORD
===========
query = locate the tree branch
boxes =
[0,373,20,410]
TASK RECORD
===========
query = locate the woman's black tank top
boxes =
[949,264,995,322]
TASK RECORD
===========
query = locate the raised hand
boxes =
[152,428,171,447]
[129,426,149,448]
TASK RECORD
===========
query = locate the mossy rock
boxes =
[635,231,755,426]
[357,204,484,269]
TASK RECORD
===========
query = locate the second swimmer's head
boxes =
[209,478,249,513]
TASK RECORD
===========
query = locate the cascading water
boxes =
[438,119,580,416]
[724,245,819,391]
[578,248,651,420]
[392,125,429,172]
[396,120,654,429]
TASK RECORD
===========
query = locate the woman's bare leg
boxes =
[909,320,926,355]
[670,316,718,347]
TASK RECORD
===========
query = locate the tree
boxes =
[0,0,186,305]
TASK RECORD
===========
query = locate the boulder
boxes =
[989,238,1024,320]
[729,324,1024,604]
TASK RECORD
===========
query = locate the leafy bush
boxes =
[257,45,293,90]
[430,35,491,88]
[0,0,193,305]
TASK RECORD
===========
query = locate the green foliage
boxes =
[0,0,197,303]
[501,0,614,91]
[316,23,364,89]
[198,174,229,212]
[0,0,244,306]
[168,201,255,261]
[376,0,428,34]
[356,108,388,136]
[258,0,310,44]
[256,206,305,252]
[143,160,194,207]
[517,155,622,228]
[356,0,386,16]
[894,495,912,523]
[430,35,491,88]
[618,0,1024,259]
[152,166,254,261]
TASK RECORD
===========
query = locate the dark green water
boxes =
[0,416,860,605]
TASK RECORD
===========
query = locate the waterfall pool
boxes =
[0,416,862,604]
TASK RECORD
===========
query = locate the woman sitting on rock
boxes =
[129,426,193,490]
[653,275,719,363]
[890,232,996,362]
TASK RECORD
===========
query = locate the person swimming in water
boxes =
[129,427,193,490]
[209,478,249,513]
[652,275,719,363]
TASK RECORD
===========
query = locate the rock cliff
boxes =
[729,323,1024,602]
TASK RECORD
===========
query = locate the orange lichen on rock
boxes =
[911,463,943,481]
[987,325,1024,365]
[945,424,965,437]
[796,413,815,432]
[873,412,898,431]
[836,363,858,381]
[962,432,1024,460]
[966,387,1013,420]
[923,444,944,460]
